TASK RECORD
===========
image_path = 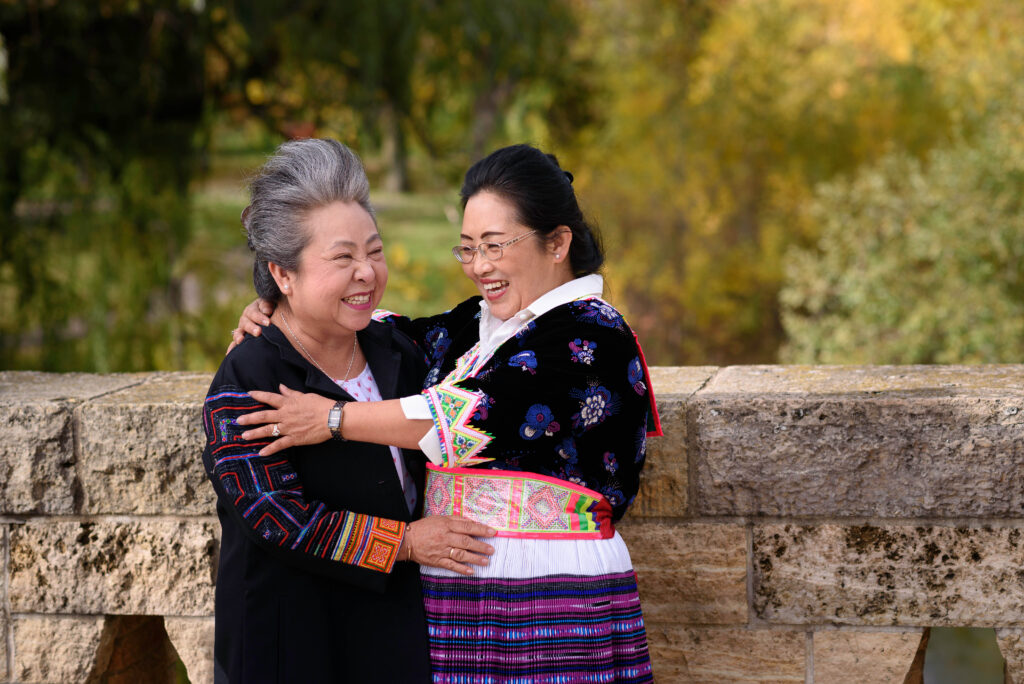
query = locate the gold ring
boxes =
[272,424,281,437]
[449,547,455,560]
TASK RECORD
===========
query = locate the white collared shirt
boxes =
[399,274,605,464]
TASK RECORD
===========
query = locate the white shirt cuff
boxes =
[399,395,443,465]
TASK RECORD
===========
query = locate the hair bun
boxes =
[564,171,574,184]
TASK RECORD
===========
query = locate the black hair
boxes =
[460,144,604,277]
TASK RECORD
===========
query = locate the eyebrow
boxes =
[459,230,507,241]
[326,233,382,250]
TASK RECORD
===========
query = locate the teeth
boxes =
[343,295,370,304]
[484,281,508,292]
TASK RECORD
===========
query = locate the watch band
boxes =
[328,400,349,441]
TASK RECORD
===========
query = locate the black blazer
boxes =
[201,321,430,683]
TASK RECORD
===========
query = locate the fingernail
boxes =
[263,318,270,325]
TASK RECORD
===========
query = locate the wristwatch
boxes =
[327,400,349,441]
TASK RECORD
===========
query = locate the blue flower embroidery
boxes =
[514,320,537,344]
[471,393,495,421]
[519,404,560,440]
[570,385,619,431]
[556,437,578,464]
[509,350,538,374]
[569,299,623,329]
[569,338,597,365]
[603,451,619,474]
[423,365,442,389]
[634,425,648,464]
[425,326,451,362]
[601,486,624,507]
[628,356,647,395]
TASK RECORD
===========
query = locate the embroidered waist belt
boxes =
[423,464,614,539]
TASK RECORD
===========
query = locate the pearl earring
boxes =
[282,284,289,290]
[555,254,560,259]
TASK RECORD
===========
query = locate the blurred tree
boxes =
[567,0,1024,364]
[0,0,209,371]
[780,97,1024,364]
[205,0,588,190]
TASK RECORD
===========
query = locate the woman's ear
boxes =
[551,227,573,263]
[267,262,291,295]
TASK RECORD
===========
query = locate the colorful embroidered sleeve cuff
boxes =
[421,382,494,468]
[204,388,405,575]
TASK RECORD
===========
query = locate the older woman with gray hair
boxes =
[201,138,494,683]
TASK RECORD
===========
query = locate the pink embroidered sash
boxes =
[422,464,614,539]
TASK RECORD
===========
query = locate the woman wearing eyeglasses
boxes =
[233,144,659,683]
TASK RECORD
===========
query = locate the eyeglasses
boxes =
[451,231,537,264]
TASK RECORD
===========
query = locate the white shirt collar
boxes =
[477,274,604,352]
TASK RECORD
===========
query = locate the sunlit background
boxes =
[1,1,1021,679]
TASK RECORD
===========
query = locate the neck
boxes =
[274,305,360,380]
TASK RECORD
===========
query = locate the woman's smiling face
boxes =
[459,191,572,322]
[278,200,387,337]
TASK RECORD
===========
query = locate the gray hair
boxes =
[243,138,375,301]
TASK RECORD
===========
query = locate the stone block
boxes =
[630,367,716,518]
[12,615,106,683]
[8,519,217,616]
[692,365,1024,517]
[754,524,1024,626]
[77,372,216,514]
[0,371,146,514]
[813,629,922,683]
[621,521,747,625]
[165,617,215,684]
[646,624,805,683]
[998,629,1024,682]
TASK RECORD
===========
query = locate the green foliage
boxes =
[566,0,1024,364]
[781,103,1024,364]
[0,1,210,371]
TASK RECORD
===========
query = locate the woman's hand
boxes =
[400,515,496,576]
[227,298,276,354]
[238,385,334,455]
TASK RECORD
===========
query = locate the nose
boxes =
[353,258,375,282]
[472,254,493,277]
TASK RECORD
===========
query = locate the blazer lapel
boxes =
[359,322,402,400]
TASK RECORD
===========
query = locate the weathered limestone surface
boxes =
[8,520,217,616]
[12,615,106,684]
[754,524,1024,626]
[77,373,215,515]
[812,629,922,683]
[632,367,716,517]
[2,524,7,679]
[0,372,146,515]
[164,617,215,684]
[997,629,1024,682]
[622,521,747,625]
[646,625,805,683]
[692,365,1024,518]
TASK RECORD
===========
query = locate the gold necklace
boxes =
[279,312,358,381]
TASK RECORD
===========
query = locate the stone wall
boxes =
[1,366,1022,683]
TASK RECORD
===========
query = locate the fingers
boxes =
[235,408,279,427]
[258,299,275,316]
[448,546,492,568]
[258,437,290,457]
[246,390,285,408]
[447,515,498,538]
[452,534,495,557]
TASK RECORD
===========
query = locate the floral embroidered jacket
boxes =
[383,295,653,521]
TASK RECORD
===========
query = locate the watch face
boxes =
[328,405,342,428]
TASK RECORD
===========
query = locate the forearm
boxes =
[341,399,432,449]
